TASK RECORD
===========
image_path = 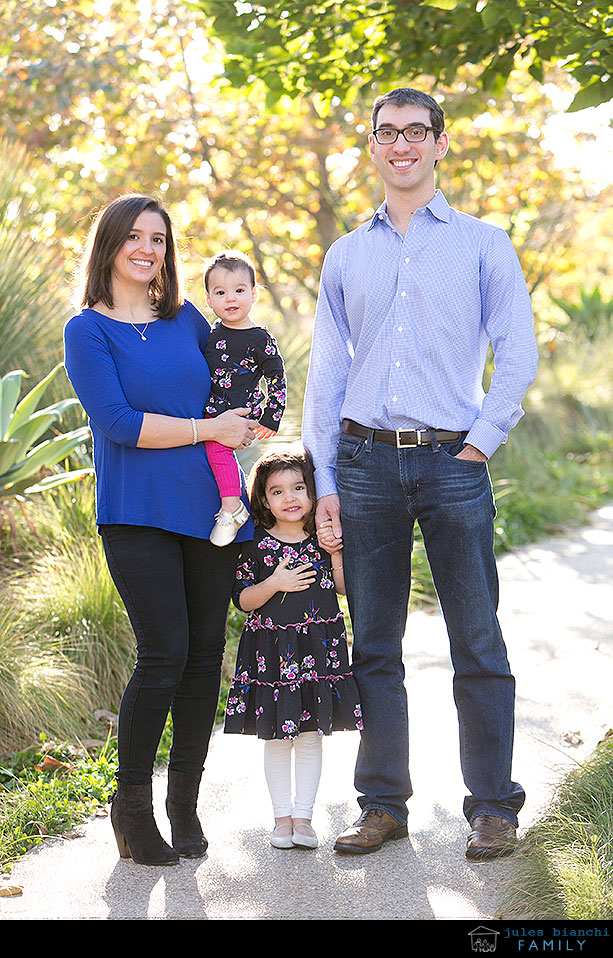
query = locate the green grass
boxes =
[0,597,96,753]
[0,735,117,871]
[504,734,613,920]
[0,480,135,750]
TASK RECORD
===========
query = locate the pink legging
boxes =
[204,438,241,499]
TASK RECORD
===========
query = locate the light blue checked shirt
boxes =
[302,190,539,499]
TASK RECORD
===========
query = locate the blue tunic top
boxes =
[63,300,254,541]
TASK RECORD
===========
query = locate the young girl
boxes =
[203,250,287,547]
[224,449,362,849]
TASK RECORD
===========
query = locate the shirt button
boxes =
[397,326,403,332]
[401,291,406,297]
[392,396,398,403]
[404,257,410,263]
[396,361,400,367]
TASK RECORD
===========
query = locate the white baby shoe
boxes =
[210,502,249,547]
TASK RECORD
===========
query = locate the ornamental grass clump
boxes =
[0,600,94,752]
[504,733,613,920]
[11,480,134,711]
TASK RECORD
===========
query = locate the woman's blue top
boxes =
[63,300,254,542]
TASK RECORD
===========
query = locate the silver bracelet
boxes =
[190,417,198,445]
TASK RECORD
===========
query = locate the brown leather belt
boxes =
[343,419,462,449]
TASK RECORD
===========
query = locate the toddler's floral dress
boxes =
[224,529,362,740]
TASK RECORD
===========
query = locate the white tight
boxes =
[263,732,323,820]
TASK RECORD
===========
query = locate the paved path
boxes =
[2,505,612,920]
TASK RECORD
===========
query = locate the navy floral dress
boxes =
[204,322,286,432]
[224,530,363,740]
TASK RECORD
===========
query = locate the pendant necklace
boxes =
[113,308,153,341]
[130,321,150,341]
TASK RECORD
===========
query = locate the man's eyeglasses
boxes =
[372,125,440,144]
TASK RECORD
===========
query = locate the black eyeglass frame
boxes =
[372,124,442,145]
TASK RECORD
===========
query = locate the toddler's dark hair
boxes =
[248,448,316,537]
[203,249,256,291]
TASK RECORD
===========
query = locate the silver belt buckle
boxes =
[396,429,425,448]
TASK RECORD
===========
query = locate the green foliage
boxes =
[0,597,95,752]
[0,366,91,501]
[1,2,608,329]
[551,286,613,344]
[9,479,135,710]
[504,734,613,919]
[194,0,613,111]
[490,334,613,551]
[0,736,117,870]
[0,479,134,750]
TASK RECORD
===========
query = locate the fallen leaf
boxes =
[0,885,23,898]
[561,730,583,746]
[39,756,74,773]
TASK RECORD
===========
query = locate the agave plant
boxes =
[0,364,91,500]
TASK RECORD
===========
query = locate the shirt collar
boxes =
[366,189,451,231]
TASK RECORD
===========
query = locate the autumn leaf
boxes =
[0,885,23,898]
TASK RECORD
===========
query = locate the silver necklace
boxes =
[130,321,150,341]
[113,309,153,341]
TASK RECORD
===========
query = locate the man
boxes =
[302,88,538,860]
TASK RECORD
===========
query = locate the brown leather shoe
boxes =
[334,808,408,855]
[466,815,517,861]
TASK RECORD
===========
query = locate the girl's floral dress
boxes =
[224,529,363,740]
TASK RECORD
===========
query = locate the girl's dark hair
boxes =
[79,194,184,318]
[248,448,317,536]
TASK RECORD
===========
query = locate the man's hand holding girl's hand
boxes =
[317,518,343,555]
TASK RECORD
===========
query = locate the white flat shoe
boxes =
[292,823,318,849]
[210,502,249,547]
[270,824,294,849]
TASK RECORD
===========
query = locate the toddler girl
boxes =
[224,448,362,849]
[203,250,286,546]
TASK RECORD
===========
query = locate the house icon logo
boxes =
[469,927,500,953]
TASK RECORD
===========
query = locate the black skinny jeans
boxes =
[99,525,240,785]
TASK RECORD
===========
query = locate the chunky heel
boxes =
[111,823,131,859]
[110,783,179,866]
[166,769,208,859]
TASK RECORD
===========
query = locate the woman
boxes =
[64,194,256,866]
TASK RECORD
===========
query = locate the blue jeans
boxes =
[336,431,525,827]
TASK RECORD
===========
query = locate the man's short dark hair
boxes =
[371,88,445,140]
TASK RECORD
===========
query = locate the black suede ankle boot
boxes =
[166,769,208,858]
[111,782,179,866]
